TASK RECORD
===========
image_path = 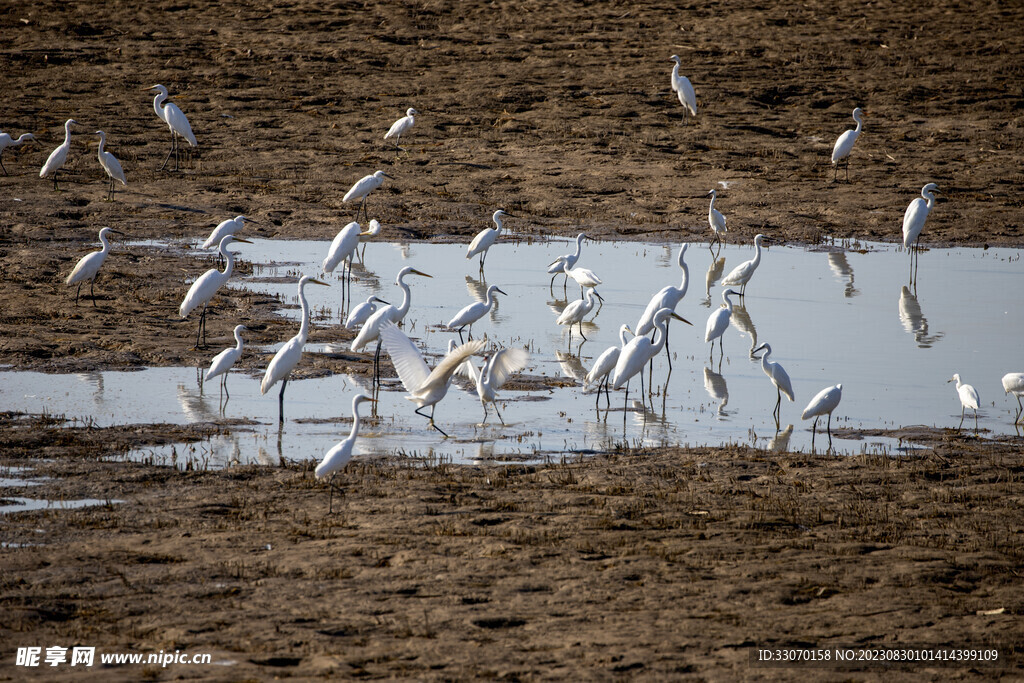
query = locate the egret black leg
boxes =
[494,402,506,425]
[278,378,288,424]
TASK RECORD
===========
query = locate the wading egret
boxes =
[902,183,940,281]
[66,226,122,306]
[636,243,689,368]
[612,308,690,420]
[203,216,257,249]
[379,321,486,437]
[40,119,77,190]
[316,394,376,513]
[475,347,530,424]
[547,233,588,290]
[948,373,980,432]
[831,107,864,181]
[467,209,513,270]
[753,342,794,424]
[0,131,35,175]
[1002,373,1024,423]
[722,234,767,295]
[384,107,417,150]
[352,266,432,382]
[447,285,507,342]
[323,221,373,314]
[669,55,697,118]
[94,131,126,201]
[705,288,741,362]
[179,235,252,348]
[563,260,603,299]
[802,384,842,449]
[556,286,603,345]
[205,324,247,400]
[585,324,634,408]
[343,170,391,222]
[707,189,727,251]
[148,84,197,171]
[344,295,390,331]
[261,276,330,423]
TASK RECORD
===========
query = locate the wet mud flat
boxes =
[1,414,1023,679]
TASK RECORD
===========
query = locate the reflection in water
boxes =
[555,351,588,383]
[703,257,726,307]
[347,260,382,294]
[730,303,758,357]
[464,274,501,323]
[898,286,944,348]
[827,251,860,298]
[703,367,729,416]
[176,382,219,423]
[767,424,794,452]
[76,371,105,406]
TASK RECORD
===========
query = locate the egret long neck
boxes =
[153,92,166,119]
[221,246,236,280]
[853,115,863,133]
[677,255,689,295]
[96,133,106,158]
[572,235,584,259]
[297,281,312,341]
[493,216,504,234]
[234,328,245,350]
[99,232,112,253]
[751,241,762,267]
[395,280,412,318]
[62,122,73,147]
[349,400,362,441]
[652,318,670,354]
[618,325,631,346]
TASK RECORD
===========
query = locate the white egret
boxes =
[447,285,507,342]
[475,347,530,424]
[384,107,417,150]
[448,339,478,382]
[316,394,376,513]
[202,216,257,249]
[205,324,247,400]
[802,384,843,449]
[179,235,252,348]
[40,119,77,190]
[704,288,741,362]
[1002,373,1024,423]
[585,324,634,408]
[669,55,697,118]
[343,170,391,222]
[902,183,940,281]
[556,286,603,345]
[722,234,767,295]
[378,321,485,437]
[351,266,432,382]
[547,232,588,290]
[831,107,864,181]
[948,373,980,432]
[611,308,690,420]
[0,131,35,175]
[66,227,122,306]
[707,189,727,251]
[636,243,689,368]
[752,342,794,424]
[344,295,390,331]
[323,221,373,314]
[467,209,513,270]
[261,275,330,423]
[148,84,197,171]
[562,260,603,299]
[94,131,126,201]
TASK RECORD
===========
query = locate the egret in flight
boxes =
[669,55,697,119]
[447,285,507,342]
[612,308,690,420]
[1002,373,1024,423]
[379,321,486,437]
[344,295,390,331]
[752,342,794,424]
[343,170,391,223]
[707,189,727,251]
[352,266,432,383]
[384,107,417,151]
[547,232,588,291]
[148,85,197,171]
[40,119,77,190]
[802,384,843,449]
[66,227,122,306]
[205,324,247,402]
[948,373,980,432]
[261,276,330,423]
[722,234,767,295]
[902,183,940,281]
[0,131,35,175]
[473,347,530,424]
[179,235,252,348]
[705,288,741,363]
[636,243,689,368]
[585,324,634,409]
[316,394,376,513]
[556,286,603,346]
[831,107,864,181]
[94,131,126,201]
[203,215,257,249]
[467,209,513,271]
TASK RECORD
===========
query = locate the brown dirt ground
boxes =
[2,0,1023,678]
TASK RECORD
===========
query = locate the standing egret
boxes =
[40,119,77,190]
[612,308,690,421]
[323,221,373,314]
[0,131,35,175]
[467,209,513,271]
[902,183,940,281]
[202,215,257,249]
[179,235,252,348]
[261,276,330,423]
[447,285,507,342]
[148,84,197,171]
[562,260,603,299]
[352,266,432,383]
[475,348,530,424]
[585,324,634,409]
[556,286,603,346]
[316,394,376,513]
[831,107,864,181]
[722,234,767,295]
[344,295,390,331]
[205,324,247,402]
[384,107,417,151]
[705,288,741,363]
[752,342,794,424]
[707,189,727,251]
[94,131,126,201]
[802,384,843,449]
[948,373,980,432]
[1002,373,1024,423]
[343,170,391,222]
[547,233,588,291]
[636,243,689,368]
[669,55,697,118]
[66,227,122,306]
[378,321,485,437]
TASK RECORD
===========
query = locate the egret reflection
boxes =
[898,286,944,348]
[703,366,729,416]
[827,251,859,297]
[702,256,726,307]
[729,303,759,358]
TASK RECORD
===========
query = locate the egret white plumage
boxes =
[351,266,432,383]
[467,209,513,270]
[357,219,381,261]
[669,55,697,118]
[948,373,980,432]
[40,119,77,190]
[556,286,603,345]
[753,342,794,424]
[344,295,390,331]
[585,324,634,408]
[261,276,330,423]
[0,131,35,175]
[707,189,727,251]
[202,216,257,249]
[831,107,864,181]
[384,107,417,150]
[704,288,741,362]
[474,348,530,424]
[1002,373,1024,423]
[378,321,486,437]
[562,260,603,299]
[205,324,247,400]
[323,221,373,314]
[612,308,690,420]
[636,243,689,368]
[148,84,197,171]
[722,234,767,295]
[94,131,126,201]
[802,383,843,449]
[447,285,506,342]
[66,227,122,306]
[179,235,252,348]
[343,170,391,222]
[902,183,940,281]
[316,394,376,513]
[547,232,588,290]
